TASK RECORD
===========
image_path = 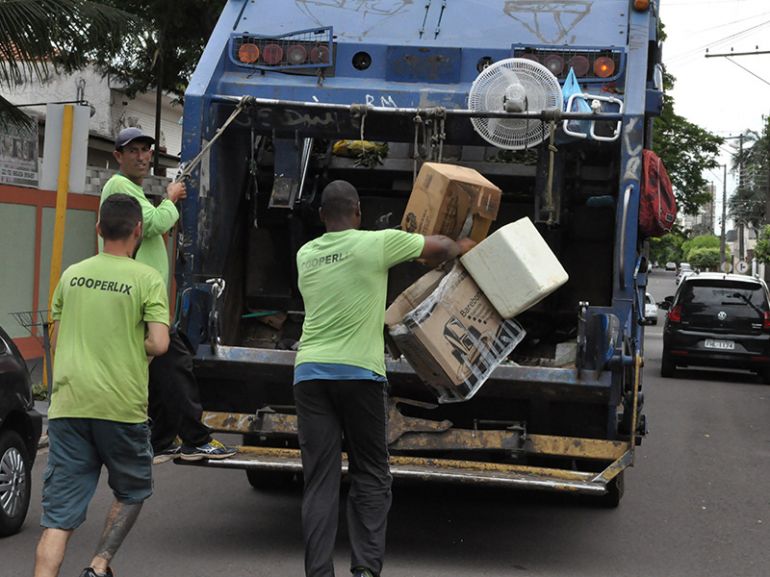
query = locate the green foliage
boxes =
[754,225,770,264]
[727,118,770,227]
[681,234,720,261]
[687,247,721,270]
[649,232,685,265]
[653,83,723,215]
[0,0,134,128]
[86,0,226,100]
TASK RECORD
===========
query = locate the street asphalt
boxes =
[2,270,768,577]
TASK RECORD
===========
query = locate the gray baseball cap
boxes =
[115,127,155,150]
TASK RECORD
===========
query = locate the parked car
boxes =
[660,272,770,381]
[665,262,677,271]
[676,269,694,285]
[0,325,42,537]
[644,293,658,325]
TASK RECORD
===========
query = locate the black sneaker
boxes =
[179,439,237,461]
[79,567,113,577]
[152,443,181,465]
[352,567,376,577]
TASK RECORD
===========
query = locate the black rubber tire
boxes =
[0,429,32,537]
[246,469,300,491]
[661,351,676,378]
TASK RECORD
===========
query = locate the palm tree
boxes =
[0,0,131,129]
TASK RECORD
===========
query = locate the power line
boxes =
[725,56,770,85]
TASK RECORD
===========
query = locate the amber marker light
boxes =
[238,43,260,64]
[633,0,651,11]
[593,56,615,78]
[262,43,284,65]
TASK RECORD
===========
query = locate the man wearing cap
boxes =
[100,127,236,462]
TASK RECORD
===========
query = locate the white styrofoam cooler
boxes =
[460,217,569,318]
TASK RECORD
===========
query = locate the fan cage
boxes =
[468,59,563,150]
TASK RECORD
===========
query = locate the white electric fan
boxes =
[468,58,563,149]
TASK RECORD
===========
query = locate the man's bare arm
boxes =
[144,322,170,357]
[419,235,476,268]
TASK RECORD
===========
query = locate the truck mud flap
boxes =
[175,445,629,496]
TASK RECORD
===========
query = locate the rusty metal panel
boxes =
[525,434,629,461]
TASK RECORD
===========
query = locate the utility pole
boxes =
[738,133,744,259]
[720,164,727,270]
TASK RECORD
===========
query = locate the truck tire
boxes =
[598,471,624,508]
[246,469,300,491]
[660,352,676,378]
[0,430,32,537]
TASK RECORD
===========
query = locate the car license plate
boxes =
[704,339,735,350]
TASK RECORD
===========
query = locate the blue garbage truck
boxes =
[175,0,662,506]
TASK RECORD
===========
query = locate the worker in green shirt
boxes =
[33,194,169,577]
[294,180,475,577]
[100,127,235,462]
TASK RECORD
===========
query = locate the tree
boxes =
[653,73,723,216]
[687,247,720,271]
[728,118,770,227]
[85,0,225,100]
[754,225,770,264]
[681,234,720,261]
[0,0,131,129]
[649,230,686,266]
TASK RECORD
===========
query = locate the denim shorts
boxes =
[41,418,153,530]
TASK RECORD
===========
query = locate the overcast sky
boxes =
[660,0,770,216]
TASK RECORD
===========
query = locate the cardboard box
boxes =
[386,263,525,403]
[461,217,569,318]
[400,163,502,242]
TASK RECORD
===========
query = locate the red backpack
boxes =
[639,149,676,237]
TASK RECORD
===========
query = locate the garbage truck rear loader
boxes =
[175,0,662,506]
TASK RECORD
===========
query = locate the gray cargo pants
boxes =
[294,379,392,577]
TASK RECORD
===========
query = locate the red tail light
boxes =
[763,311,770,330]
[668,304,682,323]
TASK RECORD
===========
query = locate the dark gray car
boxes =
[660,272,770,382]
[0,325,42,536]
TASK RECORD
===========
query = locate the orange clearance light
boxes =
[310,45,330,64]
[238,43,260,64]
[633,0,651,11]
[568,54,590,77]
[287,44,308,65]
[262,43,283,65]
[593,56,615,78]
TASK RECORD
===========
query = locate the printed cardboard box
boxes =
[400,162,502,243]
[386,263,525,403]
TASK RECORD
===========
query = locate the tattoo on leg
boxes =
[93,500,143,563]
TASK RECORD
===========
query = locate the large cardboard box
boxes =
[386,263,525,403]
[461,217,569,318]
[400,163,502,242]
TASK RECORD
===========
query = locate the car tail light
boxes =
[668,304,682,323]
[763,311,770,330]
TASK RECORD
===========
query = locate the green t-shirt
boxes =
[100,173,179,287]
[295,229,425,376]
[49,253,170,423]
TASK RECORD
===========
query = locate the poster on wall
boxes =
[0,120,38,187]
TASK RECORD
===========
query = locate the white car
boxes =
[644,293,658,325]
[676,269,694,285]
